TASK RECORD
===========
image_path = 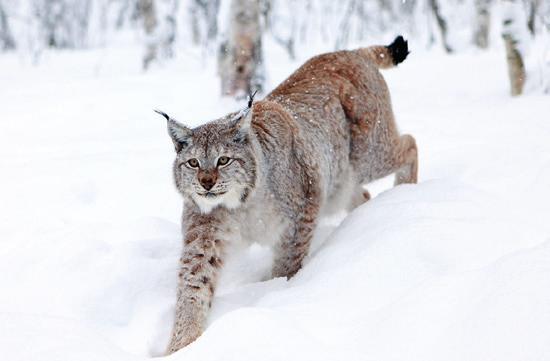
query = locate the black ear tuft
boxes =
[154,109,170,121]
[154,109,192,152]
[247,90,258,109]
[386,35,410,65]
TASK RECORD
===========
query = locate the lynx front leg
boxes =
[166,212,227,354]
[272,170,321,279]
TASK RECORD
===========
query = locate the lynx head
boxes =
[156,106,258,214]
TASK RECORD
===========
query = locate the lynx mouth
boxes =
[199,191,227,198]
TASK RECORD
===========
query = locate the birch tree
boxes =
[538,0,550,92]
[137,0,158,69]
[218,0,264,96]
[138,0,179,70]
[526,0,540,35]
[429,0,453,52]
[0,0,15,50]
[189,0,220,47]
[473,0,491,48]
[501,0,528,96]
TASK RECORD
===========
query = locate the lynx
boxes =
[157,36,417,354]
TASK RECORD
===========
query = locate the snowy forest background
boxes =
[1,0,549,94]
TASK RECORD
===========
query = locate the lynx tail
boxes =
[358,35,410,69]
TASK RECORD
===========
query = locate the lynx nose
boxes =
[199,174,216,191]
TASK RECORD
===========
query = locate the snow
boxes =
[1,39,550,361]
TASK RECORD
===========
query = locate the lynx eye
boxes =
[186,158,200,168]
[217,156,231,167]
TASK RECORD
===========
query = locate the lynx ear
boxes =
[154,110,192,152]
[231,90,257,142]
[231,109,252,143]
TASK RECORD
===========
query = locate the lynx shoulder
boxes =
[158,36,417,354]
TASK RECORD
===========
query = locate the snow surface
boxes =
[1,40,550,361]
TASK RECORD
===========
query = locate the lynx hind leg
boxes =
[367,133,418,186]
[352,130,418,189]
[393,134,418,185]
[338,61,417,188]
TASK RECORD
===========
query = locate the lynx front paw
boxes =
[165,323,202,355]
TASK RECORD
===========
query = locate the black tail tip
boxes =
[386,35,409,65]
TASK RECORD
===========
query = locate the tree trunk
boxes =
[0,1,15,50]
[501,0,527,96]
[218,0,264,97]
[189,0,220,47]
[473,0,491,49]
[526,0,539,35]
[138,0,158,70]
[428,0,453,52]
[205,0,220,43]
[542,1,550,92]
[260,0,272,31]
[502,34,525,95]
[160,0,179,59]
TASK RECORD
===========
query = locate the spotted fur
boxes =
[163,36,417,354]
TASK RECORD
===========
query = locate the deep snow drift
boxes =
[1,41,549,361]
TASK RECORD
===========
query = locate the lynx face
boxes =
[164,109,258,214]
